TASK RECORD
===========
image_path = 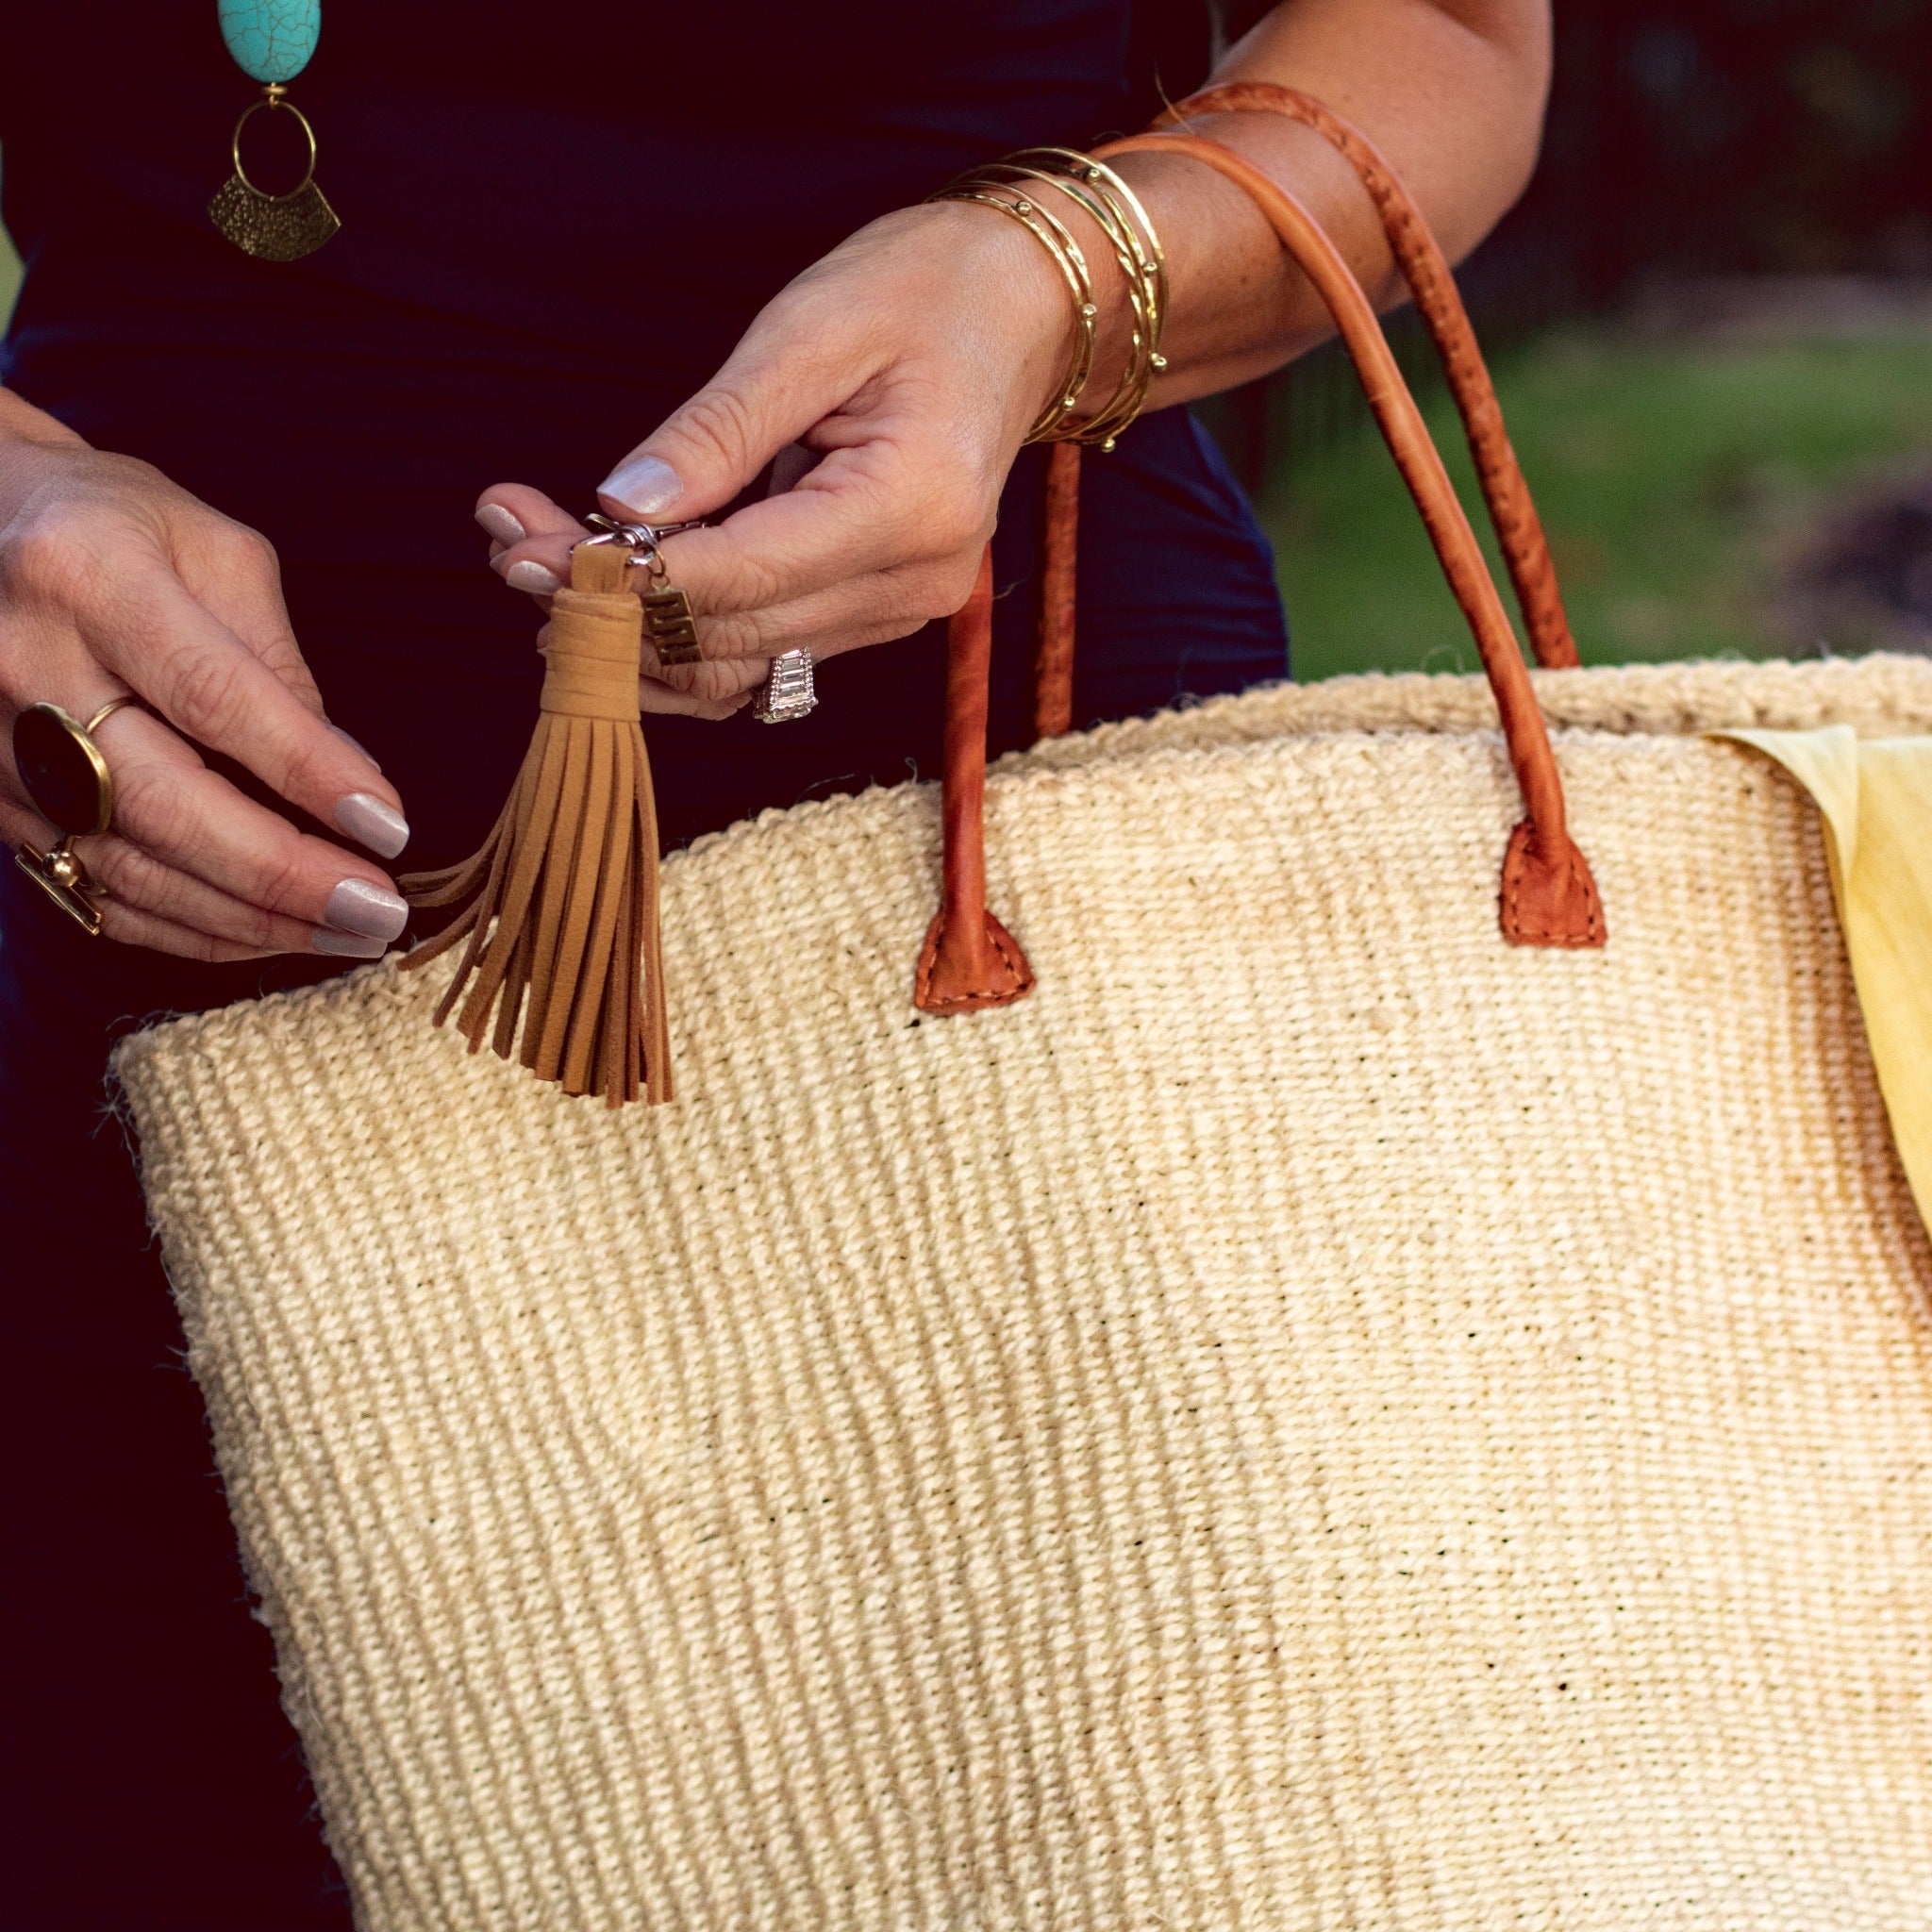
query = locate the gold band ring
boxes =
[84,692,142,737]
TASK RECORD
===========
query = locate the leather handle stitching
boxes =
[914,914,1035,1010]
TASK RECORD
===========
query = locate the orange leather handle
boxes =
[914,548,1038,1012]
[1104,130,1600,946]
[1102,132,1575,835]
[1156,83,1580,670]
[914,111,1604,1013]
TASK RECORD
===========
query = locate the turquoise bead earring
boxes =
[207,1,340,261]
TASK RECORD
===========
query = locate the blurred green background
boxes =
[5,0,1929,679]
[1242,320,1932,681]
[1190,0,1932,677]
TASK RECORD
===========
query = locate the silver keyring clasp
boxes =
[582,512,709,551]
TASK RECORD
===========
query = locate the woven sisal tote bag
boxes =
[115,97,1932,1932]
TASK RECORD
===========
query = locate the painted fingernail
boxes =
[475,503,526,545]
[312,927,391,958]
[328,723,381,773]
[505,558,561,594]
[324,877,409,941]
[334,791,410,859]
[598,455,680,517]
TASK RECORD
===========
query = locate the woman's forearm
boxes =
[1091,0,1552,408]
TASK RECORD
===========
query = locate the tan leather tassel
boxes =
[397,541,672,1106]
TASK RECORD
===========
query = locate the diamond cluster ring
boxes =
[754,649,817,724]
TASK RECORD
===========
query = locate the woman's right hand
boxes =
[0,391,413,962]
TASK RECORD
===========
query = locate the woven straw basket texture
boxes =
[117,656,1932,1931]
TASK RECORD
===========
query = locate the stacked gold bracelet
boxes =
[928,179,1100,443]
[929,149,1168,450]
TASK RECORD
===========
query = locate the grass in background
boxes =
[1258,329,1932,682]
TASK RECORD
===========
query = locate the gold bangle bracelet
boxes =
[928,180,1101,443]
[993,148,1170,450]
[1048,156,1169,441]
[976,163,1159,449]
[1018,150,1169,444]
[1018,147,1169,347]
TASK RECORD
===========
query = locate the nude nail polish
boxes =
[505,559,561,594]
[324,877,409,941]
[475,503,527,545]
[598,455,681,517]
[335,792,410,859]
[312,927,391,958]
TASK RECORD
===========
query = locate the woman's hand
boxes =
[0,392,413,961]
[475,198,1078,711]
[478,0,1551,704]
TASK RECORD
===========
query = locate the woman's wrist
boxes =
[915,193,1144,445]
[0,393,93,534]
[891,198,1133,447]
[912,131,1315,439]
[0,387,86,448]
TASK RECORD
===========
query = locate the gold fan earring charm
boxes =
[208,2,340,261]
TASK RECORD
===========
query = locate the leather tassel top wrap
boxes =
[540,591,646,719]
[399,541,671,1107]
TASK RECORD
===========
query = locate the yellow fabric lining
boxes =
[1717,726,1932,1227]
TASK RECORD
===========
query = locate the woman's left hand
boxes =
[475,198,1082,715]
